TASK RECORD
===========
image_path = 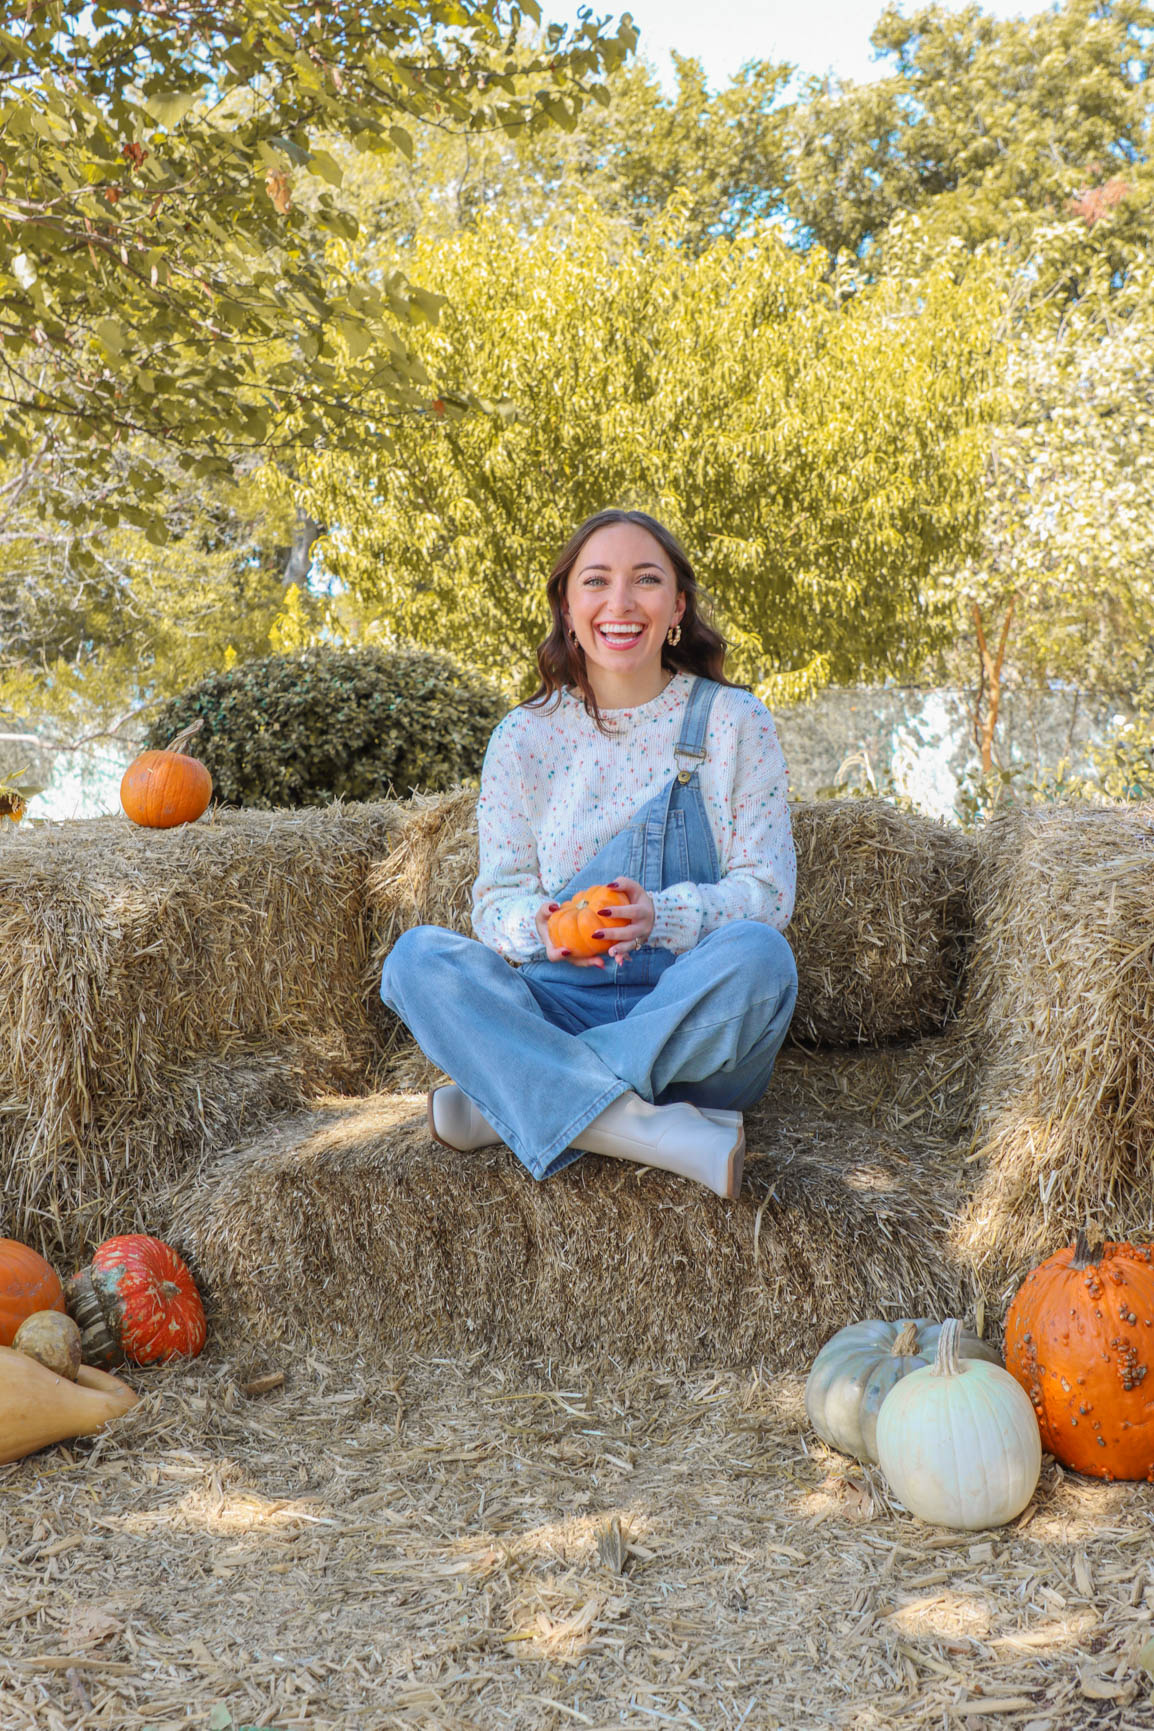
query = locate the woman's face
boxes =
[562,522,685,691]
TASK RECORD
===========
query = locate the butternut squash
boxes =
[0,1345,138,1463]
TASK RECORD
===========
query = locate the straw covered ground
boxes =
[2,1344,1152,1731]
[954,802,1154,1294]
[0,803,399,1261]
[7,786,1154,1726]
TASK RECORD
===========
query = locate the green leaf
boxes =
[142,88,201,128]
[308,149,343,187]
[94,318,123,356]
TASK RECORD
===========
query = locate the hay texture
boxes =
[955,802,1154,1291]
[0,803,399,1260]
[175,1089,973,1373]
[788,800,975,1045]
[5,1353,1151,1731]
[366,790,976,1058]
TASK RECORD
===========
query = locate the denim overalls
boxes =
[382,676,798,1180]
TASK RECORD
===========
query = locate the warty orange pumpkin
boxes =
[66,1235,207,1368]
[1003,1229,1154,1481]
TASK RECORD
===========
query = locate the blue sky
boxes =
[550,0,1037,90]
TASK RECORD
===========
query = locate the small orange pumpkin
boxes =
[121,720,213,829]
[1004,1228,1154,1481]
[0,1239,66,1347]
[547,884,631,957]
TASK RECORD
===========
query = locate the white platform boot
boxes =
[572,1093,745,1200]
[427,1086,744,1199]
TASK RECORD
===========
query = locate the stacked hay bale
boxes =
[168,788,982,1369]
[0,803,400,1259]
[955,802,1154,1293]
[176,1089,974,1372]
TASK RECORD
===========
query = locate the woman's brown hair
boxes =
[523,508,739,729]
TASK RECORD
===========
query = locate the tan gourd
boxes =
[0,1345,138,1463]
[13,1311,82,1381]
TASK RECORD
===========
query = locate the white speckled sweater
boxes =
[471,671,796,962]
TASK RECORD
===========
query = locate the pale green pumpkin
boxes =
[805,1317,1000,1463]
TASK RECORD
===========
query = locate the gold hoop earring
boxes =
[568,629,578,645]
[666,623,682,646]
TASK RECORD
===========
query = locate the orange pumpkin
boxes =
[547,884,631,957]
[0,1240,66,1347]
[1004,1229,1154,1481]
[121,720,213,829]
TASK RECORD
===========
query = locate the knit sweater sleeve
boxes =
[470,716,548,962]
[647,696,796,954]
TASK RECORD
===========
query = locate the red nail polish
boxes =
[561,948,572,956]
[547,902,559,912]
[592,930,604,940]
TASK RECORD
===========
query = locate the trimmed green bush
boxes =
[145,646,508,808]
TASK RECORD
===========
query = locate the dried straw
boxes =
[789,800,976,1046]
[174,1088,974,1373]
[366,790,977,1055]
[0,803,400,1260]
[1,1348,1149,1730]
[954,802,1154,1293]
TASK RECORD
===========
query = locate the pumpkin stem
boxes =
[1072,1225,1103,1270]
[931,1319,963,1377]
[163,719,205,756]
[891,1320,919,1357]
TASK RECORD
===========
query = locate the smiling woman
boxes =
[379,508,799,1204]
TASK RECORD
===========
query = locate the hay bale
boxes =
[366,790,976,1051]
[0,803,400,1260]
[174,1090,975,1372]
[788,800,975,1045]
[772,1027,979,1148]
[954,802,1154,1292]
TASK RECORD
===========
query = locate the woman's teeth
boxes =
[596,623,644,647]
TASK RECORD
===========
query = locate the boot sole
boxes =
[426,1088,454,1151]
[723,1124,746,1201]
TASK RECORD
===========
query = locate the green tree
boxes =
[0,0,637,527]
[950,225,1154,770]
[288,201,997,702]
[337,52,793,256]
[0,446,291,745]
[786,0,1153,260]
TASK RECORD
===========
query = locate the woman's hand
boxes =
[534,877,655,970]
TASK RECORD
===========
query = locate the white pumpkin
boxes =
[876,1319,1042,1530]
[805,1316,1000,1463]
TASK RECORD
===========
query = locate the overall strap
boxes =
[673,676,721,784]
[634,679,723,888]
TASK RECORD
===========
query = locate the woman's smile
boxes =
[595,620,646,649]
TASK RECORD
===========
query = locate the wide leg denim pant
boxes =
[381,919,798,1180]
